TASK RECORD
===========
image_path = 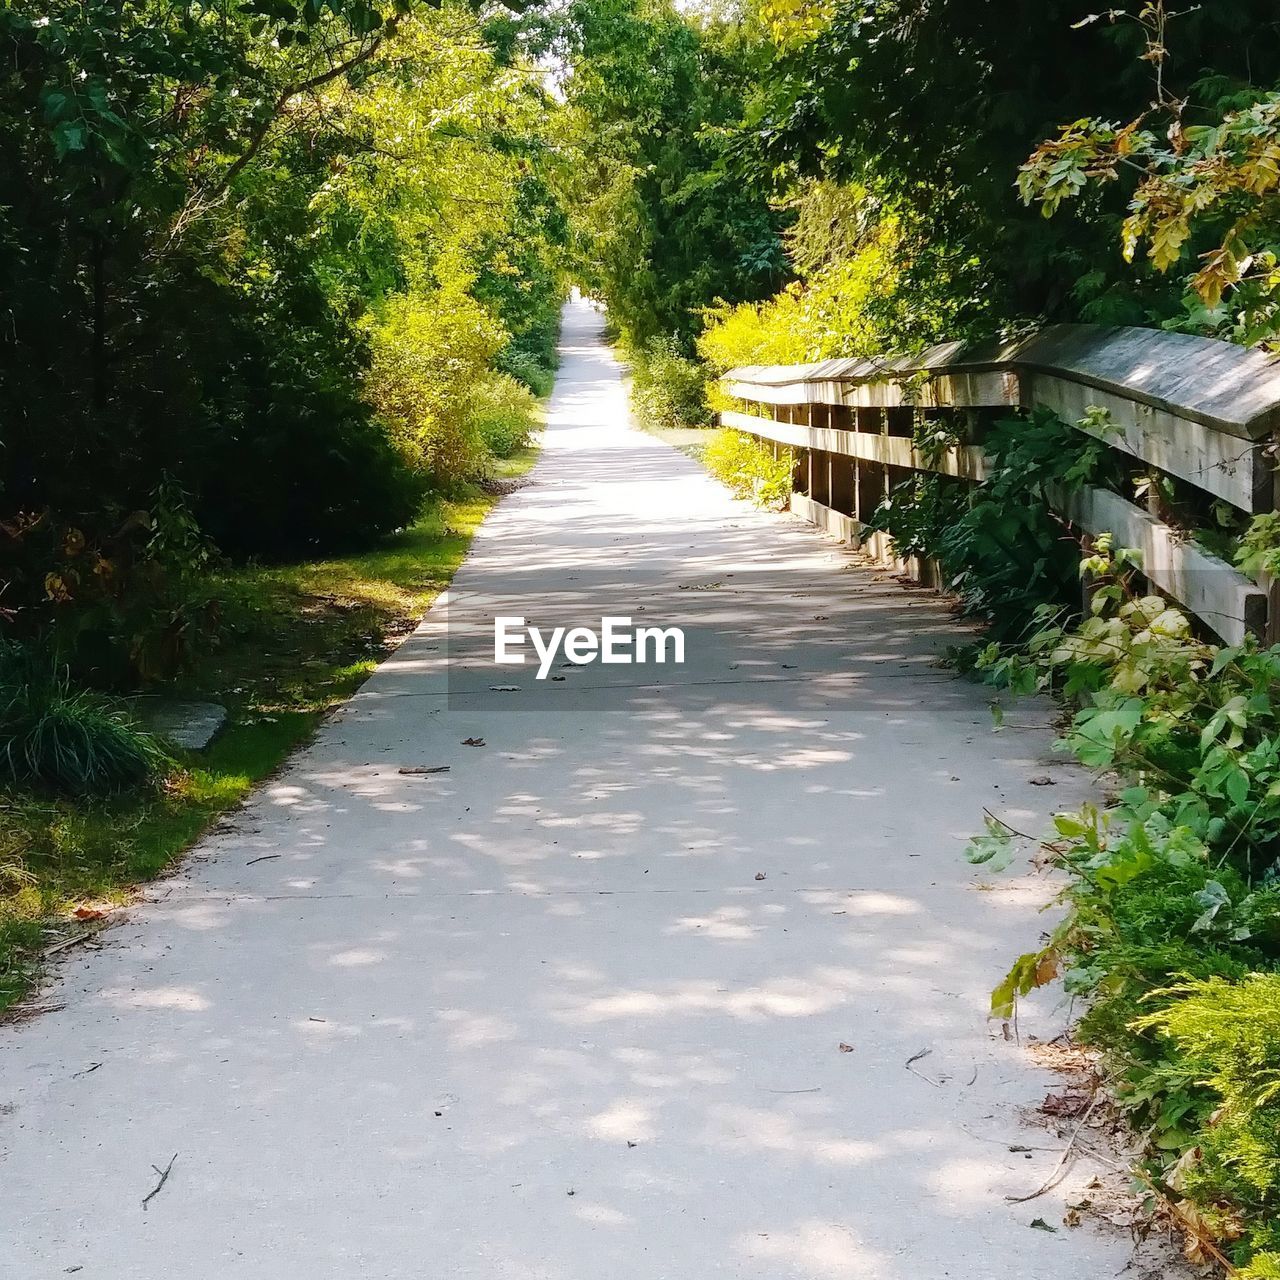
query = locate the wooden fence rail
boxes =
[718,324,1280,645]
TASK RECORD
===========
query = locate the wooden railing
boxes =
[718,325,1280,645]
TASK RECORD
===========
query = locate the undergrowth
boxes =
[964,536,1280,1272]
[703,428,794,509]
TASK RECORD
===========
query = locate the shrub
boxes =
[936,407,1114,639]
[364,288,507,491]
[869,473,968,563]
[197,384,429,560]
[492,304,562,398]
[970,537,1280,1269]
[470,373,540,460]
[631,335,711,431]
[1139,975,1280,1268]
[495,343,556,399]
[0,645,168,796]
[703,429,794,509]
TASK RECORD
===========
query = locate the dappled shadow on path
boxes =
[0,301,1133,1280]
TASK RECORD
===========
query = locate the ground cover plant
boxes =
[941,483,1280,1271]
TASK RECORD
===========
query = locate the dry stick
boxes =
[142,1154,178,1211]
[958,1125,1062,1153]
[245,854,281,866]
[42,926,107,958]
[905,1048,945,1088]
[1006,1097,1100,1203]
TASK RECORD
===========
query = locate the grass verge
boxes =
[0,450,538,1013]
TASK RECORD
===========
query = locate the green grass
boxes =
[0,450,538,1012]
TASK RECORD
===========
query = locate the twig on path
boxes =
[142,1153,178,1210]
[958,1125,1061,1152]
[245,854,281,865]
[42,926,107,958]
[1005,1097,1100,1203]
[905,1048,945,1087]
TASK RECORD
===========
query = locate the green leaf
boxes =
[51,121,87,157]
[965,812,1022,871]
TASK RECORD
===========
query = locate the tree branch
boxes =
[192,19,400,213]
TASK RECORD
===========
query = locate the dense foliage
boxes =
[961,535,1280,1272]
[556,0,786,349]
[1,0,565,683]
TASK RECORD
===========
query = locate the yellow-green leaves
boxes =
[1023,93,1280,342]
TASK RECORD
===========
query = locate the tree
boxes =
[736,0,1280,332]
[1019,3,1280,347]
[556,0,786,346]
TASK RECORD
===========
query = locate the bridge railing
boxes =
[718,325,1280,645]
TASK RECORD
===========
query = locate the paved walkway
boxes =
[3,302,1155,1278]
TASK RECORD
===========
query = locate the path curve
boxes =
[2,301,1157,1278]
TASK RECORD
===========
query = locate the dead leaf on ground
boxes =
[1040,1091,1090,1118]
[838,1042,854,1053]
[1028,775,1055,786]
[1175,1197,1243,1265]
[72,905,107,921]
[754,872,766,881]
[1028,1217,1057,1233]
[461,738,485,747]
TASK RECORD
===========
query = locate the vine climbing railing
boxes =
[718,324,1280,645]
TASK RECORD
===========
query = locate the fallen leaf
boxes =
[754,872,766,881]
[72,905,106,921]
[1040,1091,1090,1118]
[461,738,485,747]
[1029,1217,1057,1233]
[1028,775,1055,786]
[838,1042,854,1053]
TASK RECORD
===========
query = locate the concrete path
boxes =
[2,301,1153,1278]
